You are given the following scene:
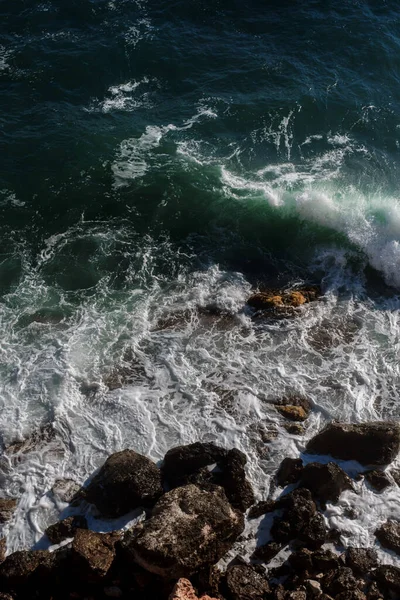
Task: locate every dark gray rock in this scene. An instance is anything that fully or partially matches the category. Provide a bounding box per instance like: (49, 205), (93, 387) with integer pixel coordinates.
(81, 449), (163, 518)
(374, 564), (400, 593)
(364, 470), (391, 492)
(324, 566), (359, 596)
(345, 547), (378, 574)
(276, 458), (303, 487)
(216, 449), (255, 512)
(162, 442), (227, 487)
(248, 500), (276, 520)
(45, 515), (88, 544)
(375, 519), (400, 554)
(124, 483), (244, 578)
(252, 541), (283, 563)
(225, 564), (271, 600)
(306, 422), (400, 466)
(300, 462), (353, 507)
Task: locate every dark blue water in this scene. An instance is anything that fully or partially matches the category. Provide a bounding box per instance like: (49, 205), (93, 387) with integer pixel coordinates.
(2, 0), (400, 554)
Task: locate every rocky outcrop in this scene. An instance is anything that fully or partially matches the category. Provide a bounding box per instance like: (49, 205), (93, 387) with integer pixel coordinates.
(124, 484), (244, 579)
(45, 515), (88, 544)
(306, 422), (400, 466)
(375, 519), (400, 554)
(81, 449), (163, 517)
(299, 462), (353, 507)
(162, 443), (254, 512)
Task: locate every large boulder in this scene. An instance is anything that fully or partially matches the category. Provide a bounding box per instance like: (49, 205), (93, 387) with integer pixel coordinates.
(299, 462), (353, 508)
(306, 422), (400, 466)
(162, 443), (254, 512)
(81, 449), (163, 518)
(70, 529), (119, 579)
(124, 484), (244, 578)
(276, 458), (303, 487)
(0, 550), (55, 592)
(375, 520), (400, 554)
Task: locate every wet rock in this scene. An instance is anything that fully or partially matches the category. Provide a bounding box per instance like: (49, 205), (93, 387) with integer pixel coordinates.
(225, 564), (271, 600)
(283, 423), (305, 436)
(46, 515), (88, 544)
(216, 449), (255, 512)
(375, 519), (400, 554)
(271, 488), (327, 548)
(0, 499), (17, 524)
(0, 549), (55, 590)
(364, 470), (391, 492)
(0, 539), (6, 564)
(124, 484), (244, 578)
(162, 442), (227, 488)
(51, 478), (80, 504)
(276, 405), (308, 422)
(81, 449), (163, 518)
(345, 547), (378, 574)
(374, 564), (400, 594)
(276, 458), (303, 487)
(247, 287), (320, 313)
(6, 423), (57, 455)
(390, 467), (400, 487)
(306, 422), (400, 466)
(299, 462), (353, 507)
(252, 541), (283, 563)
(324, 566), (359, 597)
(248, 500), (276, 519)
(304, 579), (322, 597)
(71, 529), (119, 579)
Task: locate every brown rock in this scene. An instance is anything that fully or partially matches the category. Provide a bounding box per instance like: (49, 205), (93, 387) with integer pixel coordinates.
(81, 449), (163, 518)
(390, 467), (400, 487)
(0, 539), (6, 564)
(306, 422), (400, 466)
(300, 462), (353, 507)
(216, 449), (255, 512)
(248, 501), (276, 519)
(252, 541), (283, 563)
(364, 470), (391, 492)
(374, 564), (400, 593)
(375, 519), (400, 554)
(0, 499), (17, 524)
(46, 515), (88, 544)
(366, 581), (385, 599)
(345, 547), (378, 574)
(335, 591), (366, 600)
(169, 578), (219, 600)
(0, 549), (55, 590)
(124, 484), (244, 578)
(276, 458), (303, 487)
(276, 405), (307, 422)
(71, 529), (118, 578)
(324, 567), (359, 596)
(283, 423), (305, 435)
(225, 564), (271, 600)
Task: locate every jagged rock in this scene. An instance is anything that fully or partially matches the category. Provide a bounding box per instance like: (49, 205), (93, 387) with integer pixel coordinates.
(276, 458), (303, 487)
(247, 287), (320, 313)
(163, 444), (254, 513)
(168, 578), (218, 600)
(162, 443), (227, 487)
(124, 484), (244, 578)
(276, 405), (308, 422)
(345, 547), (378, 574)
(46, 515), (88, 544)
(374, 565), (400, 593)
(306, 422), (400, 466)
(324, 567), (359, 596)
(364, 470), (391, 492)
(216, 449), (255, 512)
(0, 550), (55, 590)
(366, 581), (385, 599)
(375, 519), (400, 554)
(252, 541), (283, 563)
(225, 564), (271, 600)
(6, 423), (57, 455)
(81, 449), (163, 518)
(51, 478), (80, 504)
(299, 462), (353, 507)
(71, 529), (119, 579)
(0, 499), (17, 524)
(286, 592), (307, 600)
(271, 488), (327, 548)
(248, 500), (276, 519)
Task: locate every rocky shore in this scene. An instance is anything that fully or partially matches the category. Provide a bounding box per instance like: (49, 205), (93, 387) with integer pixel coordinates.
(0, 422), (400, 599)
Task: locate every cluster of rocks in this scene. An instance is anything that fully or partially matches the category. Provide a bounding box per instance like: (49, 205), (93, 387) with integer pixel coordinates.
(1, 421), (400, 599)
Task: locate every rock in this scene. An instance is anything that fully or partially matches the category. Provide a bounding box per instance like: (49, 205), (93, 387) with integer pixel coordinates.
(216, 449), (255, 512)
(0, 550), (55, 590)
(271, 488), (327, 548)
(276, 458), (303, 487)
(71, 529), (118, 579)
(299, 462), (353, 507)
(169, 578), (219, 600)
(163, 444), (254, 513)
(252, 541), (283, 563)
(375, 519), (400, 554)
(0, 539), (6, 564)
(345, 547), (378, 574)
(225, 564), (271, 600)
(124, 484), (244, 578)
(305, 579), (322, 597)
(162, 442), (227, 488)
(374, 565), (400, 593)
(364, 470), (391, 492)
(0, 499), (17, 524)
(276, 405), (308, 422)
(286, 592), (306, 600)
(104, 586), (123, 598)
(324, 567), (359, 596)
(390, 467), (400, 487)
(248, 501), (276, 519)
(81, 449), (163, 517)
(283, 423), (305, 435)
(247, 287), (320, 313)
(51, 479), (80, 504)
(46, 515), (88, 544)
(335, 591), (366, 600)
(305, 422), (400, 466)
(6, 423), (58, 455)
(366, 581), (385, 599)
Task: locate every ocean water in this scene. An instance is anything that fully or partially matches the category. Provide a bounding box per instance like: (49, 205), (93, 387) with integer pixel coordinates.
(1, 0), (400, 562)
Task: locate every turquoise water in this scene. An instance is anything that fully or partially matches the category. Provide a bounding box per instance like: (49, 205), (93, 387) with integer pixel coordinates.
(1, 0), (400, 556)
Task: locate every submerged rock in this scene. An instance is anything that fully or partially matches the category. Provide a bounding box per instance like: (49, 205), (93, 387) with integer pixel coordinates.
(46, 515), (88, 544)
(299, 462), (353, 507)
(306, 422), (400, 466)
(375, 520), (400, 554)
(0, 499), (17, 524)
(81, 449), (163, 518)
(124, 484), (244, 578)
(51, 478), (80, 504)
